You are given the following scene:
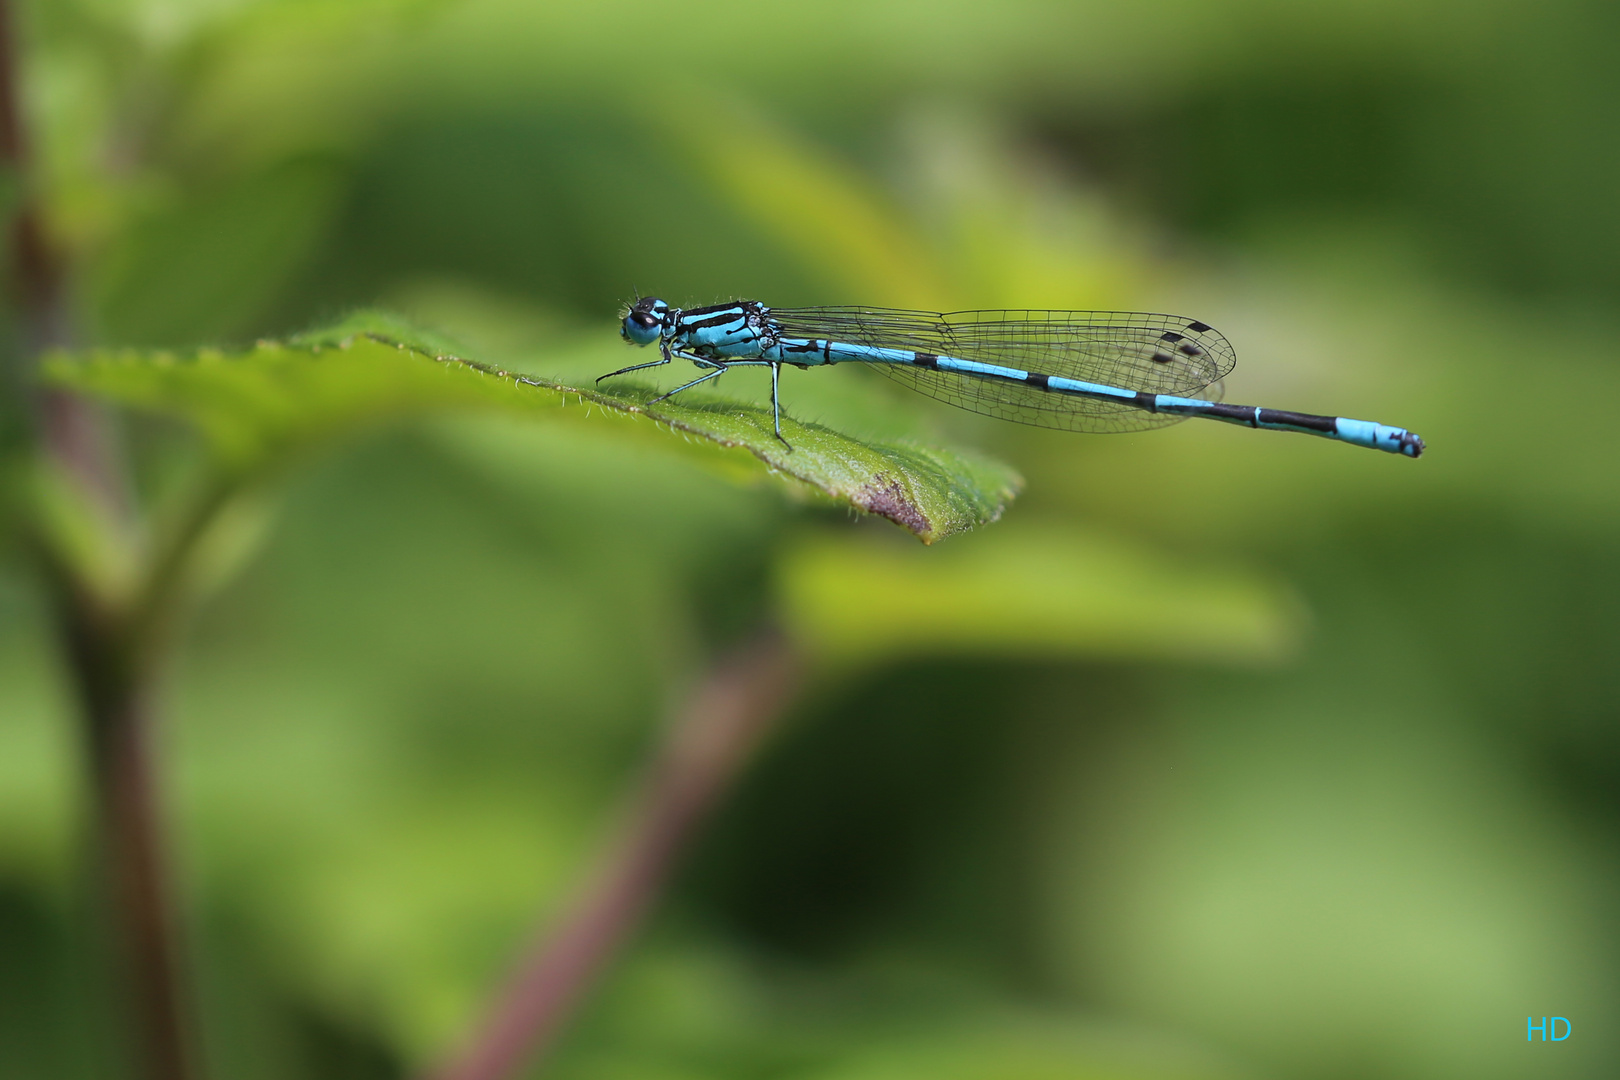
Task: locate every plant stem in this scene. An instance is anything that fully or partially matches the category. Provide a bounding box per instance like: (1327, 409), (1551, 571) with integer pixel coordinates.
(90, 696), (195, 1080)
(0, 4), (199, 1079)
(0, 0), (66, 358)
(36, 488), (206, 1080)
(428, 628), (804, 1080)
(56, 587), (196, 1080)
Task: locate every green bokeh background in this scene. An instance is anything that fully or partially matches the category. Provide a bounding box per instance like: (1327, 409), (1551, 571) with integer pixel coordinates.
(3, 1), (1618, 1078)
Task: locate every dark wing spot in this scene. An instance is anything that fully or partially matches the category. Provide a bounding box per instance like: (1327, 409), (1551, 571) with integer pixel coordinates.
(1159, 331), (1185, 343)
(1186, 320), (1213, 333)
(1151, 351), (1176, 364)
(1178, 341), (1205, 356)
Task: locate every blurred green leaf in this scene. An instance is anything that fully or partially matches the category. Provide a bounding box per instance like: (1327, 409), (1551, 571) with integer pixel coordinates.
(40, 311), (1021, 542)
(791, 1025), (1250, 1080)
(668, 99), (953, 308)
(778, 525), (1303, 667)
(90, 158), (346, 346)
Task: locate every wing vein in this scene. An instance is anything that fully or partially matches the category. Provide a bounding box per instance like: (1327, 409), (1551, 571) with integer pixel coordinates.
(769, 307), (1236, 434)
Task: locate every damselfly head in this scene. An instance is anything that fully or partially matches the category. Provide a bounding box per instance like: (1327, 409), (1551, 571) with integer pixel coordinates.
(621, 296), (669, 346)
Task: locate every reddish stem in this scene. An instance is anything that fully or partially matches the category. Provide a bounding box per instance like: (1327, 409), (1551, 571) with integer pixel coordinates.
(66, 613), (197, 1080)
(1, 3), (199, 1078)
(0, 0), (65, 354)
(429, 629), (803, 1080)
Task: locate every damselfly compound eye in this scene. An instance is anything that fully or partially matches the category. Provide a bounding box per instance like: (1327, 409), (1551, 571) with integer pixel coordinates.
(621, 297), (666, 345)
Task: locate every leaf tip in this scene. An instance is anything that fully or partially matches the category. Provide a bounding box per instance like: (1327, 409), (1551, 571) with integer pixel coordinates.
(853, 473), (934, 539)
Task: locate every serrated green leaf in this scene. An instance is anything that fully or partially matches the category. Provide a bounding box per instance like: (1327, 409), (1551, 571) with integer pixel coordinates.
(40, 311), (1021, 543)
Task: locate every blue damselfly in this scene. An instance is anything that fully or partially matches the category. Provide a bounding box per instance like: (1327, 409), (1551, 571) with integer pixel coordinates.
(603, 297), (1424, 457)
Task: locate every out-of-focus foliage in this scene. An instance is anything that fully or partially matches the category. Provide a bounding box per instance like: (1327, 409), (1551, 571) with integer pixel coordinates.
(3, 1), (1619, 1080)
(777, 527), (1301, 668)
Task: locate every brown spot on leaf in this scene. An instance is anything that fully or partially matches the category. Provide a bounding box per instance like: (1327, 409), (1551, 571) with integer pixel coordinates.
(854, 474), (932, 537)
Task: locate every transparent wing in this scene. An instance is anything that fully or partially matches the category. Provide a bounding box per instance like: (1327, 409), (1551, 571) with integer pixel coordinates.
(769, 307), (1236, 433)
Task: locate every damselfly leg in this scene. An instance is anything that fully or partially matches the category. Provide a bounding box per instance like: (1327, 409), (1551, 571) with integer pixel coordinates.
(595, 355), (672, 383)
(648, 360), (727, 404)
